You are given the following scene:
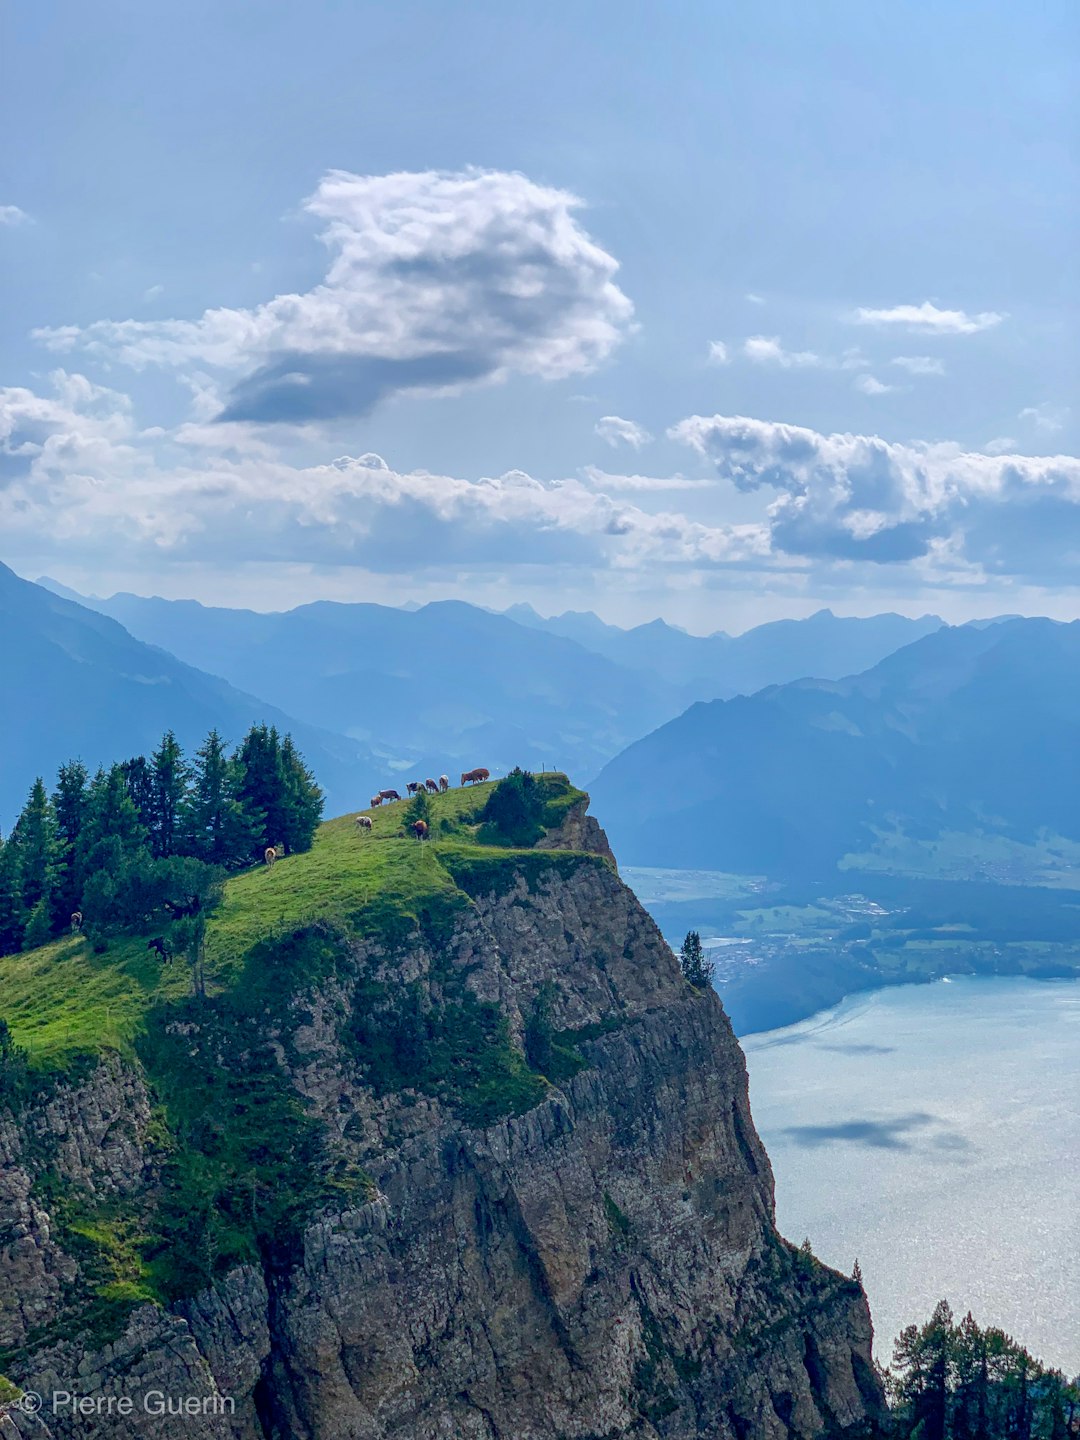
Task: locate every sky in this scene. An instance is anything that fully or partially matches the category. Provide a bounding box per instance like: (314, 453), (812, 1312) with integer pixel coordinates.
(2, 0), (1078, 633)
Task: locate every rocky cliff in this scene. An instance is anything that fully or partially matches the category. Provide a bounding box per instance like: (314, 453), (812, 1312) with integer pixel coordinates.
(0, 780), (883, 1439)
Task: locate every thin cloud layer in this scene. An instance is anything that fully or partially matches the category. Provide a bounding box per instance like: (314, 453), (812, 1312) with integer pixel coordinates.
(671, 412), (1080, 569)
(0, 205), (30, 226)
(853, 300), (1003, 334)
(34, 169), (636, 423)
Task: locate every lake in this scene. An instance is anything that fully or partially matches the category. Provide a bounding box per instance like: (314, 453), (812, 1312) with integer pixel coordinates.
(742, 977), (1080, 1375)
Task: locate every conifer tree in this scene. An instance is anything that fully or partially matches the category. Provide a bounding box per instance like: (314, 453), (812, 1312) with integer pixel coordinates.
(186, 730), (250, 865)
(13, 778), (55, 925)
(679, 930), (713, 989)
(0, 835), (24, 956)
(230, 724), (282, 857)
(279, 734), (323, 853)
(119, 754), (155, 835)
(22, 899), (53, 951)
(51, 761), (89, 929)
(150, 731), (187, 858)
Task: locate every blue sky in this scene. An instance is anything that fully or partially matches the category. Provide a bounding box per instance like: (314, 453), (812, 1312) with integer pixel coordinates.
(2, 0), (1077, 630)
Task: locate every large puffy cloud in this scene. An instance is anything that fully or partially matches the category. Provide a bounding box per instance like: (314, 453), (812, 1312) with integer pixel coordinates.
(671, 412), (1080, 569)
(34, 169), (635, 423)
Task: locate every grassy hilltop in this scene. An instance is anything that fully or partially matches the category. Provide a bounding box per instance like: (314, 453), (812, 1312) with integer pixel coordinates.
(0, 773), (589, 1071)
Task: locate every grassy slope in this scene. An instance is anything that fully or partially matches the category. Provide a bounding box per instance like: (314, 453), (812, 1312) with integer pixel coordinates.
(0, 776), (588, 1070)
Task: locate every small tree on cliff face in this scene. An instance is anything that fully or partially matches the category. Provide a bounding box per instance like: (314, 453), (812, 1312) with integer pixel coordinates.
(679, 930), (713, 989)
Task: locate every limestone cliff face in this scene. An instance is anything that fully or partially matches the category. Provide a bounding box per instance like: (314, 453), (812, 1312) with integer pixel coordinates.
(1, 830), (883, 1439)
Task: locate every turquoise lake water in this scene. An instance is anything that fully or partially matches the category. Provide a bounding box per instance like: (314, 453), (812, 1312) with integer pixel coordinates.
(742, 977), (1080, 1374)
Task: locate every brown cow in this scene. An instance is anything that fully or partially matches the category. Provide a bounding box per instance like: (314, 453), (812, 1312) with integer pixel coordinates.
(461, 767), (491, 785)
(438, 774), (449, 792)
(406, 781), (421, 796)
(147, 936), (171, 964)
(412, 820), (429, 841)
(379, 788), (402, 802)
(424, 778), (439, 793)
(264, 845), (279, 867)
(355, 815), (373, 832)
(70, 910), (83, 934)
(371, 794), (383, 808)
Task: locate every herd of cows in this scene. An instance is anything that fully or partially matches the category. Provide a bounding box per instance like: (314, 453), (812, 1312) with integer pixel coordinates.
(367, 766), (491, 810)
(349, 766), (494, 844)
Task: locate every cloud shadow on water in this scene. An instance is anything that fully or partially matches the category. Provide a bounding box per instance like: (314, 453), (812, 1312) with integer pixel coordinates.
(781, 1111), (972, 1156)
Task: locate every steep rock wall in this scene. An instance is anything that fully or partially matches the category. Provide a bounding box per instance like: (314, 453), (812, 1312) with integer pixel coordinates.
(1, 839), (882, 1439)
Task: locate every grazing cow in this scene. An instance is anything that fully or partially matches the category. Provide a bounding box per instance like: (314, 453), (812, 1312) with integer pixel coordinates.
(379, 788), (402, 803)
(406, 781), (421, 796)
(412, 820), (429, 841)
(264, 845), (279, 867)
(461, 767), (492, 786)
(147, 936), (171, 963)
(439, 774), (450, 792)
(355, 815), (373, 832)
(371, 794), (383, 808)
(425, 778), (439, 793)
(70, 910), (83, 934)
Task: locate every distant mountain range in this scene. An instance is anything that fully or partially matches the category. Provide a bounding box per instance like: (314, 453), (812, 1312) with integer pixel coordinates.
(591, 618), (1080, 877)
(36, 579), (945, 787)
(0, 564), (379, 826)
(503, 602), (943, 694)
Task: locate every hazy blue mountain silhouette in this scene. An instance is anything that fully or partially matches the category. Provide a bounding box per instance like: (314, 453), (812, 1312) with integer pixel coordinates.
(43, 590), (683, 784)
(0, 564), (379, 826)
(591, 618), (1080, 875)
(503, 602), (943, 693)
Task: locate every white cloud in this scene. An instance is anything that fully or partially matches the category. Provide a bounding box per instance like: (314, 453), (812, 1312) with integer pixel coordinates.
(853, 300), (1003, 334)
(33, 168), (636, 424)
(1019, 403), (1068, 434)
(743, 335), (824, 369)
(595, 415), (652, 450)
(745, 292), (765, 305)
(582, 466), (714, 492)
(891, 355), (946, 376)
(142, 283), (165, 302)
(983, 437), (1016, 455)
(854, 375), (897, 396)
(707, 340), (730, 364)
(0, 205), (30, 226)
(0, 373), (761, 578)
(670, 411), (1080, 571)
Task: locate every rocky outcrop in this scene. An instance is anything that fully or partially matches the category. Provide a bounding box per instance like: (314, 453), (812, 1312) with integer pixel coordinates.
(1, 822), (883, 1439)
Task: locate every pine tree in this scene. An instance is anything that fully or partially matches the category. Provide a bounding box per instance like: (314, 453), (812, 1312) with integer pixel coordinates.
(119, 754), (155, 834)
(22, 899), (53, 951)
(13, 778), (55, 930)
(186, 730), (251, 865)
(852, 1258), (863, 1286)
(230, 725), (282, 858)
(51, 760), (89, 929)
(0, 834), (24, 957)
(84, 765), (148, 863)
(149, 731), (187, 858)
(679, 930), (713, 989)
(278, 735), (323, 853)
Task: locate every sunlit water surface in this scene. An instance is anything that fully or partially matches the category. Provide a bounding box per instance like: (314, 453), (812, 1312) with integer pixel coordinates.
(742, 977), (1080, 1375)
